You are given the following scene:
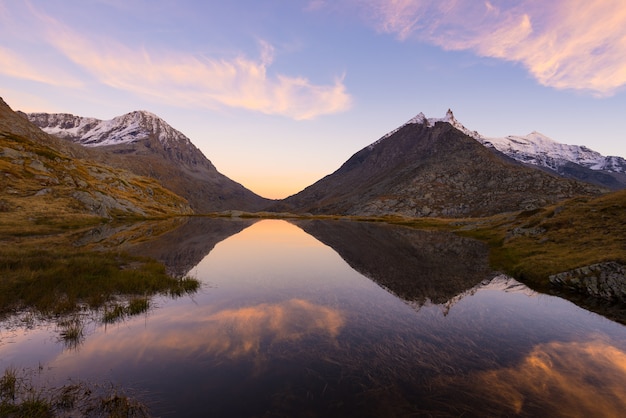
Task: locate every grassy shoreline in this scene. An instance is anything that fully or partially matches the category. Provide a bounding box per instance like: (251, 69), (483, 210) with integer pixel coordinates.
(205, 190), (626, 297)
(3, 188), (624, 313)
(0, 215), (201, 417)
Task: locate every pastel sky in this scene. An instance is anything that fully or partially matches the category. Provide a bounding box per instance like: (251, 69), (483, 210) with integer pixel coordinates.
(1, 0), (625, 199)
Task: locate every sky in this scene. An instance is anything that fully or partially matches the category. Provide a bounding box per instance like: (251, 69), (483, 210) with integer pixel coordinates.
(1, 0), (625, 199)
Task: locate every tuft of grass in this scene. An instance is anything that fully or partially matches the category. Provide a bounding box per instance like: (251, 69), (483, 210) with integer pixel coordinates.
(0, 367), (17, 403)
(0, 368), (151, 417)
(10, 394), (54, 418)
(57, 317), (85, 350)
(127, 297), (150, 316)
(98, 391), (150, 418)
(169, 276), (201, 298)
(0, 246), (200, 318)
(103, 304), (128, 324)
(103, 297), (151, 324)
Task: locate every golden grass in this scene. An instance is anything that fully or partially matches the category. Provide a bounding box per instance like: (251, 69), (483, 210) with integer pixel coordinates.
(0, 214), (199, 319)
(451, 190), (626, 288)
(1, 132), (191, 220)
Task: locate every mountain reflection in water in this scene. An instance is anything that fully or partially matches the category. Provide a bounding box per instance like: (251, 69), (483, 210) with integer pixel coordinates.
(76, 217), (258, 278)
(293, 219), (492, 306)
(2, 219), (626, 417)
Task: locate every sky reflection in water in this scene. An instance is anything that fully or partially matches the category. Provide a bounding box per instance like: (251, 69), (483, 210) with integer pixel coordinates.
(2, 219), (626, 417)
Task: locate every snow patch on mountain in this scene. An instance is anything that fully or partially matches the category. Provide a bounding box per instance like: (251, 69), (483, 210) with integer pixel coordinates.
(369, 109), (482, 150)
(374, 110), (626, 174)
(28, 110), (194, 149)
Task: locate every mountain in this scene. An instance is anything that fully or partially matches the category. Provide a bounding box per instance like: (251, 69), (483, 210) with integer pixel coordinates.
(478, 133), (626, 190)
(432, 112), (626, 190)
(27, 111), (272, 213)
(0, 97), (192, 219)
(276, 111), (605, 217)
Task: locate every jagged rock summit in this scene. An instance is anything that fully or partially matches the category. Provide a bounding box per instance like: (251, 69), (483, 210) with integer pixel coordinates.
(276, 111), (605, 217)
(28, 111), (272, 213)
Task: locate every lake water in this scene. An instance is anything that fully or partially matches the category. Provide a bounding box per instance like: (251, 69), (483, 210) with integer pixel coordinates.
(2, 218), (626, 417)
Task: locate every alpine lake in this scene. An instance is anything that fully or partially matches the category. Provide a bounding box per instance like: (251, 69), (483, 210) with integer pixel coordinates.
(2, 217), (626, 417)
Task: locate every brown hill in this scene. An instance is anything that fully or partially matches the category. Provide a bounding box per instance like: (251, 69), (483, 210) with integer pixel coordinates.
(27, 111), (272, 213)
(0, 97), (192, 220)
(277, 120), (605, 217)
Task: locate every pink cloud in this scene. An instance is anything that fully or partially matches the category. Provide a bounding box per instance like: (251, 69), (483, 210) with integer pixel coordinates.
(0, 47), (82, 88)
(1, 3), (352, 120)
(346, 0), (626, 96)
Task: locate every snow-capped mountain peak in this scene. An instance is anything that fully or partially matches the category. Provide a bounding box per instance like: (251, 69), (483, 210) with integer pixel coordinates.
(28, 110), (194, 149)
(372, 109), (482, 148)
(480, 132), (624, 173)
(370, 109), (626, 183)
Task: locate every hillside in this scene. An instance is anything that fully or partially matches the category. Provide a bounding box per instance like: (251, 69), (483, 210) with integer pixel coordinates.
(0, 97), (192, 222)
(460, 189), (626, 287)
(27, 111), (272, 213)
(277, 116), (605, 217)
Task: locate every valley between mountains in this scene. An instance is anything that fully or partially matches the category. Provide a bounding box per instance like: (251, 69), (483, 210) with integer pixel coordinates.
(1, 96), (625, 310)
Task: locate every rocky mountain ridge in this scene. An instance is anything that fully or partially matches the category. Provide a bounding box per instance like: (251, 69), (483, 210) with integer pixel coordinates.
(277, 117), (605, 217)
(430, 110), (626, 190)
(29, 110), (188, 148)
(27, 111), (272, 213)
(22, 105), (621, 218)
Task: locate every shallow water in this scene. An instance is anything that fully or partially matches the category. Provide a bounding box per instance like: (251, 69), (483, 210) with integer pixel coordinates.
(2, 218), (626, 417)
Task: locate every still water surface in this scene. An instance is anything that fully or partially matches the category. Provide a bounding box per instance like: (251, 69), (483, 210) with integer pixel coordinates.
(2, 218), (626, 417)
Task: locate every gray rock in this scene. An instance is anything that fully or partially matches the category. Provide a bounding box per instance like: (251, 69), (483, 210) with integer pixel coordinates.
(549, 262), (626, 301)
(72, 190), (145, 218)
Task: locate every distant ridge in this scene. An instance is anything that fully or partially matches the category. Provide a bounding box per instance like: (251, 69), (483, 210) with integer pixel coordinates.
(275, 112), (605, 217)
(435, 110), (626, 190)
(28, 111), (273, 213)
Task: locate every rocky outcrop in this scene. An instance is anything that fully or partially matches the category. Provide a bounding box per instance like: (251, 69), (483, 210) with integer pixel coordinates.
(549, 262), (626, 301)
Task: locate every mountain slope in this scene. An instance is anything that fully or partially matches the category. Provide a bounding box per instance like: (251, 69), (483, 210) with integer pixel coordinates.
(0, 97), (192, 219)
(27, 111), (272, 213)
(277, 114), (605, 217)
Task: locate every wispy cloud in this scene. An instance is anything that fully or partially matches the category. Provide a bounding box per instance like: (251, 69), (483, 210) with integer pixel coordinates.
(0, 46), (82, 88)
(339, 0), (626, 96)
(1, 3), (351, 119)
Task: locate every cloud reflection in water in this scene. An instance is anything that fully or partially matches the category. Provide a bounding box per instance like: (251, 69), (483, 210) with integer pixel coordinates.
(56, 298), (344, 368)
(192, 298), (344, 358)
(440, 339), (626, 417)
